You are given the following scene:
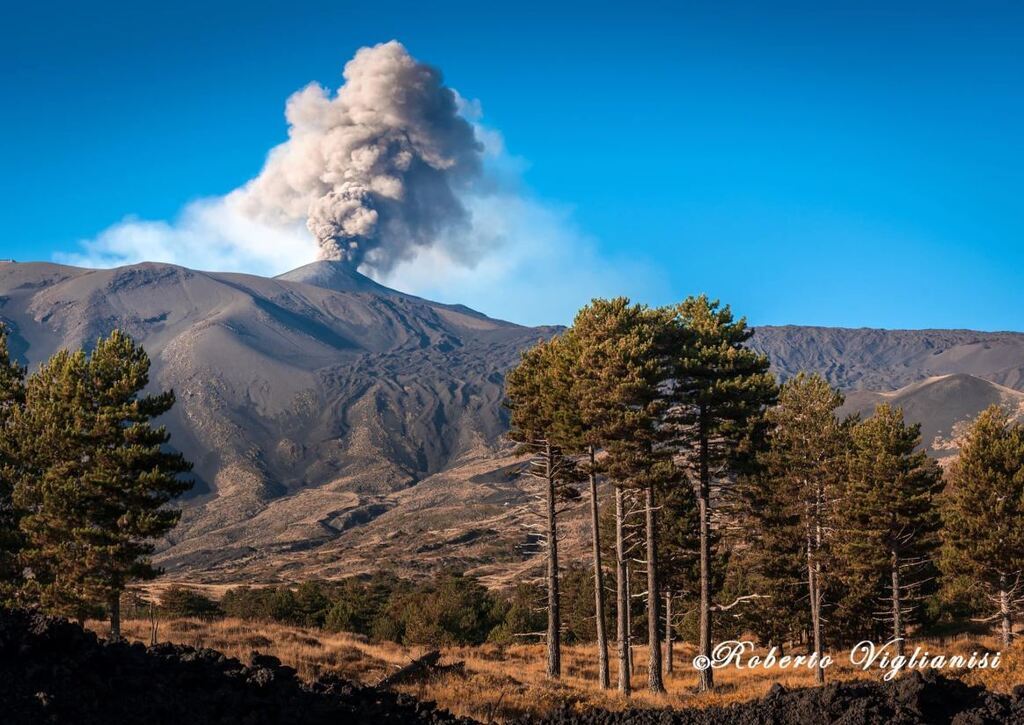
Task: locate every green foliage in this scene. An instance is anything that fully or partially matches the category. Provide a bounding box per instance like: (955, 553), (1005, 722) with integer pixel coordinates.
(940, 405), (1024, 626)
(0, 329), (26, 602)
(559, 563), (598, 643)
(11, 331), (192, 620)
(323, 577), (391, 633)
(398, 573), (498, 646)
(657, 476), (702, 604)
(566, 298), (668, 454)
(488, 582), (545, 645)
(159, 585), (221, 618)
(221, 572), (524, 647)
(834, 403), (942, 641)
(663, 294), (777, 476)
(506, 336), (574, 448)
(737, 374), (849, 646)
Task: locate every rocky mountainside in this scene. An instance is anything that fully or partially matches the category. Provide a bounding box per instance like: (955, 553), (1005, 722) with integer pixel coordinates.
(0, 260), (552, 581)
(1, 259), (1022, 582)
(750, 326), (1024, 458)
(841, 374), (1024, 461)
(750, 325), (1024, 391)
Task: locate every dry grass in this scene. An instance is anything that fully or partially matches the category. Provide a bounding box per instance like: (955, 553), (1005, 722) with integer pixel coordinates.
(89, 618), (1024, 722)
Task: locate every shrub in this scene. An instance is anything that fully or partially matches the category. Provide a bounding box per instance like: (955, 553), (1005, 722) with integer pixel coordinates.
(159, 586), (221, 618)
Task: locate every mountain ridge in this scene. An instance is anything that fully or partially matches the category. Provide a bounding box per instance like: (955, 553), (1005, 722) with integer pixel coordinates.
(1, 259), (1021, 582)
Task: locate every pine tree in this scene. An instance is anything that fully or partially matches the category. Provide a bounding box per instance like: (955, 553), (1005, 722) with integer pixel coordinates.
(662, 295), (777, 692)
(838, 403), (942, 656)
(941, 405), (1024, 647)
(565, 298), (666, 693)
(82, 331), (193, 637)
(747, 373), (849, 683)
(13, 331), (192, 631)
(13, 348), (99, 621)
(656, 475), (701, 674)
(506, 336), (580, 679)
(0, 328), (26, 601)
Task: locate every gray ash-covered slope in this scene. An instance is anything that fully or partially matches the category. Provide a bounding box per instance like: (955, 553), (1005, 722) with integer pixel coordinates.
(751, 326), (1024, 458)
(0, 260), (553, 581)
(3, 260), (1024, 582)
(751, 325), (1024, 392)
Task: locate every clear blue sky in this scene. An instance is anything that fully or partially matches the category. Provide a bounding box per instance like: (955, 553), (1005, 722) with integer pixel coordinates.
(2, 1), (1022, 329)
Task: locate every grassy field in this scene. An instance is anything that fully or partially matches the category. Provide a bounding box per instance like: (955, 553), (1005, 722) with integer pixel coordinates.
(90, 618), (1023, 722)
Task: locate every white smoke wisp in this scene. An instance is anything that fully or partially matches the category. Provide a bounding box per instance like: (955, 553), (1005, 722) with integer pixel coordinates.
(236, 40), (482, 272)
(61, 195), (317, 277)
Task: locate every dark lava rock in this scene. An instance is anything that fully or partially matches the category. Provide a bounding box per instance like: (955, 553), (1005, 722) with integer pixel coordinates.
(524, 670), (1024, 724)
(0, 608), (472, 724)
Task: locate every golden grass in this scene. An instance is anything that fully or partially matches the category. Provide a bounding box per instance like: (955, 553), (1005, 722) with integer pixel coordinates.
(89, 618), (1024, 723)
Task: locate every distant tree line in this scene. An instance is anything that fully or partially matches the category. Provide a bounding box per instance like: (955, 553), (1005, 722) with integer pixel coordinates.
(0, 328), (192, 638)
(504, 295), (1024, 695)
(145, 573), (575, 648)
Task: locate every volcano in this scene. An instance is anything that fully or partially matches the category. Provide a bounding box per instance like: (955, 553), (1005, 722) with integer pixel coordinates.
(1, 260), (1023, 582)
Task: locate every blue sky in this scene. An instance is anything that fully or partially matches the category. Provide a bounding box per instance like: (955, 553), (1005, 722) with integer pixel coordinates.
(2, 1), (1022, 329)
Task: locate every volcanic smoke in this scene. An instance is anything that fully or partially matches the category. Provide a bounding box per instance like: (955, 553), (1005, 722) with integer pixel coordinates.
(235, 40), (483, 273)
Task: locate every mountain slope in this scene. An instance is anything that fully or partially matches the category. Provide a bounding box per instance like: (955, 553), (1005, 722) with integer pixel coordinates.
(840, 374), (1024, 460)
(750, 325), (1024, 391)
(0, 260), (553, 580)
(3, 259), (1023, 582)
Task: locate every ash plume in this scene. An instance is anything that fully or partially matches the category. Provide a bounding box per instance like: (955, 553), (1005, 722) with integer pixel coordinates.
(65, 40), (634, 325)
(236, 40), (483, 272)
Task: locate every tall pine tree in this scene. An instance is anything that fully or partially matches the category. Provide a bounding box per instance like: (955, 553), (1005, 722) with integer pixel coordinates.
(13, 331), (192, 631)
(663, 295), (776, 692)
(83, 331), (193, 637)
(748, 373), (848, 683)
(506, 335), (580, 679)
(941, 405), (1024, 647)
(838, 404), (941, 656)
(566, 298), (667, 694)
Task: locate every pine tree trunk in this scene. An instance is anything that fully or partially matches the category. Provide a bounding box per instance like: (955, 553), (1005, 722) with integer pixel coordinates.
(109, 592), (121, 641)
(697, 409), (713, 692)
(625, 562), (634, 676)
(664, 591), (673, 674)
(1000, 574), (1012, 648)
(806, 528), (821, 683)
(544, 441), (561, 679)
(645, 485), (664, 693)
(891, 552), (905, 657)
(615, 485), (631, 695)
(806, 483), (824, 685)
(588, 445), (610, 689)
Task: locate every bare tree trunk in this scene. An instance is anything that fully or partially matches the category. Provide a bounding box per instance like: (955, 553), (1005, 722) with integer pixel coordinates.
(149, 602), (159, 646)
(697, 409), (713, 692)
(109, 592), (121, 642)
(625, 562), (634, 676)
(806, 481), (825, 685)
(644, 486), (664, 692)
(891, 552), (905, 657)
(664, 591), (674, 674)
(1000, 574), (1012, 648)
(615, 485), (631, 695)
(589, 445), (610, 689)
(544, 441), (561, 679)
(806, 531), (823, 685)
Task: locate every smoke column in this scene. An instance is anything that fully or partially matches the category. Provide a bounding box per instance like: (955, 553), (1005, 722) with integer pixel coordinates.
(235, 40), (483, 272)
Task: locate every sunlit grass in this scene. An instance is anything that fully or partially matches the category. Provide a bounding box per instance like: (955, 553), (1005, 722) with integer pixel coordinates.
(89, 618), (1023, 722)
